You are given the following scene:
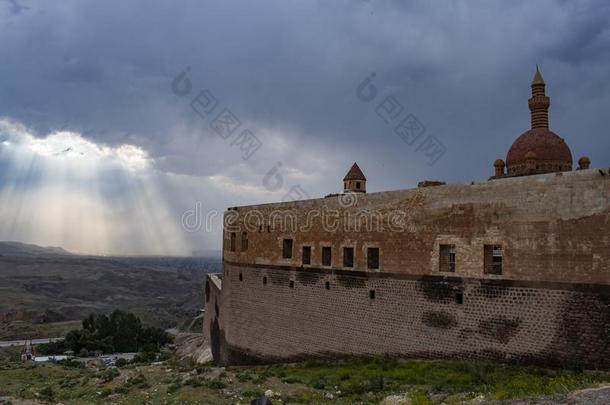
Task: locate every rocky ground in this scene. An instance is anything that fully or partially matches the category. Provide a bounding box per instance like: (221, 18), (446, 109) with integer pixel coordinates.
(173, 333), (213, 364)
(0, 254), (219, 338)
(0, 337), (608, 404)
(379, 385), (610, 404)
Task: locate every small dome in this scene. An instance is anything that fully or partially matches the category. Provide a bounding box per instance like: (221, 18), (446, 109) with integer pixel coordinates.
(577, 156), (591, 170)
(494, 159), (505, 167)
(506, 128), (573, 168)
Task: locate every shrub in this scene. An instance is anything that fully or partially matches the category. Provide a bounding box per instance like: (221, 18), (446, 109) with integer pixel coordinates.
(113, 385), (130, 394)
(99, 367), (120, 383)
(140, 343), (158, 353)
(38, 386), (54, 401)
(125, 373), (148, 388)
(311, 379), (326, 389)
(132, 351), (157, 364)
(242, 389), (264, 398)
(206, 378), (227, 389)
(339, 372), (351, 381)
(252, 369), (272, 384)
(184, 377), (204, 387)
(157, 351), (171, 362)
(59, 377), (79, 389)
(281, 391), (325, 403)
(37, 340), (68, 355)
(236, 372), (251, 382)
(408, 390), (432, 405)
(58, 358), (84, 368)
(363, 375), (385, 393)
(195, 364), (211, 374)
(115, 358), (128, 367)
(99, 388), (112, 397)
(167, 382), (182, 393)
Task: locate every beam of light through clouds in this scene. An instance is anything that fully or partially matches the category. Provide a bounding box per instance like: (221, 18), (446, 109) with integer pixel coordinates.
(1, 0), (610, 254)
(0, 119), (190, 255)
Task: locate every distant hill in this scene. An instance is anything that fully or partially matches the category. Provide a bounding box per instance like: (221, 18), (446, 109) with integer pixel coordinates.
(0, 244), (221, 338)
(0, 241), (71, 257)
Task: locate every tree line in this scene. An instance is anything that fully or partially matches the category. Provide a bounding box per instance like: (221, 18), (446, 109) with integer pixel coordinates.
(38, 310), (173, 355)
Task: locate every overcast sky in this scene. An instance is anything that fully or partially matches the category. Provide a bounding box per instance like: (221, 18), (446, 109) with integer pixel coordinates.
(1, 0), (609, 255)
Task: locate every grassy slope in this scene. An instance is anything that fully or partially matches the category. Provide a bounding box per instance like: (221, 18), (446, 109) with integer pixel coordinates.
(0, 351), (608, 404)
(0, 320), (82, 340)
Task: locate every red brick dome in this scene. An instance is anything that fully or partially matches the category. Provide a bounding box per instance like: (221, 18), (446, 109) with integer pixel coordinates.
(506, 128), (573, 168)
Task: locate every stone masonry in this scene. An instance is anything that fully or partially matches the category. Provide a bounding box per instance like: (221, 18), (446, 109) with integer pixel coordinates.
(204, 70), (609, 369)
(205, 169), (610, 368)
(207, 264), (608, 369)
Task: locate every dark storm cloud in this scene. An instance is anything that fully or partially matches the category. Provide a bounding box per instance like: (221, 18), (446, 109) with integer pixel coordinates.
(1, 0), (610, 253)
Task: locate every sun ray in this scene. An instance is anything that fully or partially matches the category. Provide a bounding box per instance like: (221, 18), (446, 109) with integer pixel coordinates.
(0, 119), (190, 255)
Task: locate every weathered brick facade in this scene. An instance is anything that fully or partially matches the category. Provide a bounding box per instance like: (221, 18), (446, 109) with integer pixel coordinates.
(224, 170), (610, 284)
(207, 264), (608, 369)
(205, 169), (610, 368)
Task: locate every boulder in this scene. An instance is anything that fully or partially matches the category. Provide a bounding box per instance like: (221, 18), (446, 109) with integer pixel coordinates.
(250, 396), (272, 405)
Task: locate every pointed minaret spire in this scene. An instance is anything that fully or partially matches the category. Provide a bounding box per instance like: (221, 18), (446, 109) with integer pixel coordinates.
(532, 64), (545, 85)
(528, 65), (550, 129)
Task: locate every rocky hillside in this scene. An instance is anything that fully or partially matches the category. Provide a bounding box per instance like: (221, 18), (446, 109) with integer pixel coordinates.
(0, 244), (220, 336)
(0, 241), (71, 257)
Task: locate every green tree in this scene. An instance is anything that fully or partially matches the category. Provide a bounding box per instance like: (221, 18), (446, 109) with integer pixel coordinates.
(109, 310), (142, 352)
(38, 309), (172, 355)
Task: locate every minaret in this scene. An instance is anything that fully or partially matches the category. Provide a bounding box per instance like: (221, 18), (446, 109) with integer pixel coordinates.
(528, 65), (550, 129)
(343, 162), (366, 193)
(494, 66), (575, 179)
